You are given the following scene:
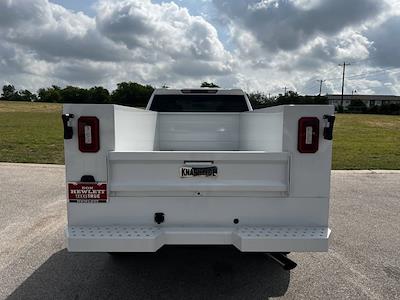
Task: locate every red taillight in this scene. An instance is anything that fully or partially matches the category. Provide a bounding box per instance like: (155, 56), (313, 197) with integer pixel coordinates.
(78, 116), (100, 152)
(298, 117), (319, 153)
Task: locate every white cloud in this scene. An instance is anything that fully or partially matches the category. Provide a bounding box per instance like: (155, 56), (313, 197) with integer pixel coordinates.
(0, 0), (128, 62)
(0, 0), (399, 96)
(213, 0), (384, 52)
(95, 0), (233, 73)
(0, 0), (233, 90)
(367, 16), (400, 68)
(211, 0), (400, 95)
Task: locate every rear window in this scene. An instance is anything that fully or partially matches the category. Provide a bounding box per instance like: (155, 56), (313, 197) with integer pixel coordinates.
(149, 94), (249, 112)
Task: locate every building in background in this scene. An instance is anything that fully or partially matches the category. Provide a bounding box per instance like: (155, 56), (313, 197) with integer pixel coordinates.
(327, 94), (400, 109)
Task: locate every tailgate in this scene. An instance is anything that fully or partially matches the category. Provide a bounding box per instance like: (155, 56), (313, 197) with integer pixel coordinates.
(108, 151), (290, 197)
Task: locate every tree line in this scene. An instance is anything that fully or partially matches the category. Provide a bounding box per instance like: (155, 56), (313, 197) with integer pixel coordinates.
(247, 90), (327, 109)
(344, 99), (400, 115)
(0, 81), (328, 109)
(1, 82), (154, 107)
(3, 81), (397, 114)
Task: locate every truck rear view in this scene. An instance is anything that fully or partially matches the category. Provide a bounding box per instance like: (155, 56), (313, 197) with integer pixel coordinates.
(62, 88), (335, 267)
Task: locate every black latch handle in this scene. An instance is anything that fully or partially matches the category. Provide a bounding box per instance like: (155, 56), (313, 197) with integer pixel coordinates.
(62, 114), (74, 139)
(323, 114), (335, 140)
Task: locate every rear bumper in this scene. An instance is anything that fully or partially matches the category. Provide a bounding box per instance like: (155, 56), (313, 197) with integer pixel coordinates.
(66, 225), (330, 252)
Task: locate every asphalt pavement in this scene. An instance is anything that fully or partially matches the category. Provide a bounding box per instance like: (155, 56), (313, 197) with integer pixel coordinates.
(0, 163), (399, 299)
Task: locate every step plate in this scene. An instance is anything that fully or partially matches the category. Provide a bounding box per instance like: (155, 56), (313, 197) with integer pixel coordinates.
(66, 225), (330, 252)
(234, 226), (330, 252)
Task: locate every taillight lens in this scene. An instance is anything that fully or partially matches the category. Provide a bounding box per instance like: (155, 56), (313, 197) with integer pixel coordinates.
(78, 116), (100, 152)
(298, 117), (319, 153)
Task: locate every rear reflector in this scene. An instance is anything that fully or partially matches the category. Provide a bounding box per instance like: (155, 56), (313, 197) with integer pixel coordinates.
(78, 116), (100, 152)
(298, 117), (319, 153)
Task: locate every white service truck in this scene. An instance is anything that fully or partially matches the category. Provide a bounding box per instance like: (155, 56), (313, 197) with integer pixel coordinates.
(62, 88), (335, 270)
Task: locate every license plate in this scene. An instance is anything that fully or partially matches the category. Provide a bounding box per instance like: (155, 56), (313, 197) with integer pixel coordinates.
(180, 166), (218, 178)
(68, 182), (107, 203)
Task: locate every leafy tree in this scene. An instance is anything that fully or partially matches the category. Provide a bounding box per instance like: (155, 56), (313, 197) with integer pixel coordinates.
(377, 104), (400, 115)
(19, 89), (37, 102)
(275, 91), (301, 104)
(200, 82), (220, 88)
(247, 91), (275, 109)
(1, 85), (22, 101)
(111, 82), (154, 107)
(88, 86), (110, 104)
(276, 91), (327, 105)
(37, 85), (110, 104)
(2, 85), (15, 99)
(246, 90), (328, 109)
(37, 86), (61, 103)
(347, 99), (367, 113)
(60, 86), (90, 103)
(0, 85), (38, 101)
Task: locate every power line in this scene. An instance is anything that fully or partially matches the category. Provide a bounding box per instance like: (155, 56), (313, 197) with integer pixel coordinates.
(300, 61), (400, 96)
(324, 65), (400, 81)
(346, 68), (400, 80)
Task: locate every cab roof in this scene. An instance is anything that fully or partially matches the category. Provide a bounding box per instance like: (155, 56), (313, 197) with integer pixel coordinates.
(153, 88), (246, 95)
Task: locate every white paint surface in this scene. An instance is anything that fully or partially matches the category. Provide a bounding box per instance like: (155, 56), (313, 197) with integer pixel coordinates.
(63, 102), (334, 252)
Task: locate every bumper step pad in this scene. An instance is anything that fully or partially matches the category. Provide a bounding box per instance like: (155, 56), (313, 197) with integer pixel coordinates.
(66, 225), (330, 252)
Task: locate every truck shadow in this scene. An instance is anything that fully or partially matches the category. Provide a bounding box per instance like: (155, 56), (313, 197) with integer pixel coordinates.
(8, 246), (290, 299)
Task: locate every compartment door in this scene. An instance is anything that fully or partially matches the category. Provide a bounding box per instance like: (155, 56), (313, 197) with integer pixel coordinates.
(108, 151), (290, 197)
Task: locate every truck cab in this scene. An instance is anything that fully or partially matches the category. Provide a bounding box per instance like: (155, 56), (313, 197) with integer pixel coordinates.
(147, 88), (252, 112)
(62, 88), (335, 265)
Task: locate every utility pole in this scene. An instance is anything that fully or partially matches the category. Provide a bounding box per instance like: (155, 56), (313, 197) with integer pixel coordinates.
(316, 79), (325, 96)
(283, 86), (287, 96)
(339, 62), (350, 107)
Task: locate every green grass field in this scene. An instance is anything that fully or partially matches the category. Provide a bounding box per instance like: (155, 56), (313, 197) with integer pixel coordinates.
(0, 101), (63, 164)
(332, 113), (400, 169)
(0, 101), (399, 169)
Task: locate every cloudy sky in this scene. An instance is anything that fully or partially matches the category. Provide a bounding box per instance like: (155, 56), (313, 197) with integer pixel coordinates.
(1, 0), (400, 95)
